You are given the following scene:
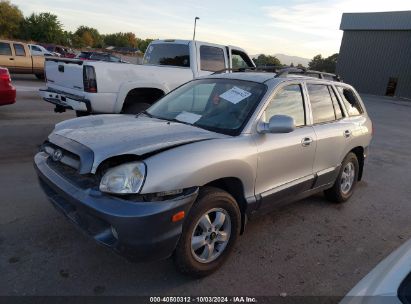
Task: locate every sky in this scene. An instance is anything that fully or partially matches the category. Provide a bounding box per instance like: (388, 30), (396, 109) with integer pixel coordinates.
(12, 0), (411, 59)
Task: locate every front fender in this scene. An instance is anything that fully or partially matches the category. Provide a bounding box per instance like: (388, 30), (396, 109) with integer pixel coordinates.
(114, 81), (170, 113)
(141, 136), (258, 200)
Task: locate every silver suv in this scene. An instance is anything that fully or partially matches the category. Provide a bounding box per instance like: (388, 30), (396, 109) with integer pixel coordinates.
(34, 70), (372, 276)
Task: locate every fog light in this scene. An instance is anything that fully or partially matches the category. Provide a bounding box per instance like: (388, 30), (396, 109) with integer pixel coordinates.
(111, 226), (118, 239)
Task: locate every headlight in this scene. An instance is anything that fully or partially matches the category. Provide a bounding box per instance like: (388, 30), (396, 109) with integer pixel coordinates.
(99, 162), (146, 194)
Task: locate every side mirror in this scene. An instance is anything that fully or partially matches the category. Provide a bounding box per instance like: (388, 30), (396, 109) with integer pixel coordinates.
(257, 115), (295, 134)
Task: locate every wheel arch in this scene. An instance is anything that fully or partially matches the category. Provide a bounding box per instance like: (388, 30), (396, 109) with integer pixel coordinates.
(203, 177), (248, 234)
(115, 82), (169, 113)
(350, 146), (365, 181)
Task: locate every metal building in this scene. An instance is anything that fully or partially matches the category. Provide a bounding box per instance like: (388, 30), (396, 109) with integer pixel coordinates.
(336, 11), (411, 98)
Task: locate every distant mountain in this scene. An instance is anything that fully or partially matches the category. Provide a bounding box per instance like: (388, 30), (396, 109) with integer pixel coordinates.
(252, 53), (311, 67)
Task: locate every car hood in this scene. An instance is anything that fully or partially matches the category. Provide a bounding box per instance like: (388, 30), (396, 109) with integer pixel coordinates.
(51, 114), (227, 173)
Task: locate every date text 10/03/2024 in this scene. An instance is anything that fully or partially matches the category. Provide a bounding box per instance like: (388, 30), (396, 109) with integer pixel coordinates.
(149, 297), (257, 303)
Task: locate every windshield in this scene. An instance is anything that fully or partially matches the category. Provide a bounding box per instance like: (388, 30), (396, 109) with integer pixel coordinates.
(143, 43), (190, 67)
(147, 79), (267, 136)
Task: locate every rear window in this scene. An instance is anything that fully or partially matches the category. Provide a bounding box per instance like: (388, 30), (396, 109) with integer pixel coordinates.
(200, 45), (225, 72)
(0, 42), (12, 55)
(337, 86), (363, 116)
(143, 43), (190, 67)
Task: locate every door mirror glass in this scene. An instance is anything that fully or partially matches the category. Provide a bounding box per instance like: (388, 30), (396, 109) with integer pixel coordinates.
(258, 115), (295, 134)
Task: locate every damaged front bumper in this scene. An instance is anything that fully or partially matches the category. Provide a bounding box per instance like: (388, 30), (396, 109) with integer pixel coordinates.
(34, 151), (198, 261)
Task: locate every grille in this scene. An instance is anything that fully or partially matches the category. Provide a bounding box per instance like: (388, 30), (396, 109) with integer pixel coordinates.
(47, 158), (99, 189)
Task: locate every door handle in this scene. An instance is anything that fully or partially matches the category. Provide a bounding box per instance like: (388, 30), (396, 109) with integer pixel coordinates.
(301, 137), (313, 147)
(344, 130), (352, 138)
(9, 58), (14, 60)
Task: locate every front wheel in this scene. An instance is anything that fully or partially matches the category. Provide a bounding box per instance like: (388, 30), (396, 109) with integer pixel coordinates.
(324, 152), (359, 203)
(173, 187), (241, 277)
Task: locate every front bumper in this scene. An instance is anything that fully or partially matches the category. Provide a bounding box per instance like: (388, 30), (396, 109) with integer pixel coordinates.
(39, 88), (91, 112)
(34, 152), (198, 261)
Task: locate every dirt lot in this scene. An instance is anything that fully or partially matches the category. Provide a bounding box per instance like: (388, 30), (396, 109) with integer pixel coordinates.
(1, 75), (411, 299)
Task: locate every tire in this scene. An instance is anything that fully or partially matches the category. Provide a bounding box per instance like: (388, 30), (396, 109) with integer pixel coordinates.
(122, 102), (151, 114)
(173, 187), (241, 277)
(324, 152), (359, 203)
(35, 73), (45, 80)
(75, 111), (89, 117)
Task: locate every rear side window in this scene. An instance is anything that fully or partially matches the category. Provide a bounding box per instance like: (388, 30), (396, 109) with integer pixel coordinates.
(0, 42), (12, 55)
(143, 43), (190, 67)
(337, 86), (363, 116)
(329, 86), (343, 119)
(307, 84), (337, 124)
(200, 45), (225, 72)
(264, 84), (306, 127)
(13, 44), (26, 56)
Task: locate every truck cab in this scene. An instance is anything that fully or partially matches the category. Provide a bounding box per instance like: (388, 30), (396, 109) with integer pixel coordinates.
(0, 40), (45, 79)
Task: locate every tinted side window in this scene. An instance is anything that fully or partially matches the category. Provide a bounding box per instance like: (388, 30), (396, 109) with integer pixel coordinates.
(307, 84), (336, 124)
(265, 84), (305, 127)
(337, 86), (363, 116)
(200, 45), (225, 72)
(14, 44), (26, 56)
(31, 46), (41, 52)
(0, 42), (12, 55)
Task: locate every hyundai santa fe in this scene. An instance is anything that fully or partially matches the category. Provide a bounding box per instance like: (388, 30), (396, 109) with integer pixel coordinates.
(34, 69), (372, 276)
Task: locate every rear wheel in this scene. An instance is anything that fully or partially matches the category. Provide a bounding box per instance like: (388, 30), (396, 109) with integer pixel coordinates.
(324, 152), (359, 203)
(173, 187), (241, 277)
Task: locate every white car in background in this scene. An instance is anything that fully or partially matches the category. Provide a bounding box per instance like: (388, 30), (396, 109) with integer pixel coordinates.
(341, 238), (411, 304)
(28, 44), (53, 57)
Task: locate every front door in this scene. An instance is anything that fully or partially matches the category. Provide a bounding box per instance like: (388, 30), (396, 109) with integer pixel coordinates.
(254, 83), (316, 212)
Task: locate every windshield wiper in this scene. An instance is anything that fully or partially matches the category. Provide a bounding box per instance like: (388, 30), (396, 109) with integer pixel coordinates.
(136, 110), (154, 118)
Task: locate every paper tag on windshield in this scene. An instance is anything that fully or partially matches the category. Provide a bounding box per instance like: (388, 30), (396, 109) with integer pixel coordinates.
(219, 86), (252, 104)
(175, 111), (202, 124)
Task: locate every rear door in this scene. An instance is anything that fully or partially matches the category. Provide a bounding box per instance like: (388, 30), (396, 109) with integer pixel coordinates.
(305, 82), (351, 186)
(11, 43), (32, 73)
(0, 42), (14, 71)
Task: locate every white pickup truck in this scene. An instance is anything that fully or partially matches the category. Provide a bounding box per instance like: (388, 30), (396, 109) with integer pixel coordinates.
(39, 39), (255, 116)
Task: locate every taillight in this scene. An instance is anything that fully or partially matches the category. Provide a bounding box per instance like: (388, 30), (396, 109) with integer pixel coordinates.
(0, 68), (11, 83)
(83, 65), (97, 93)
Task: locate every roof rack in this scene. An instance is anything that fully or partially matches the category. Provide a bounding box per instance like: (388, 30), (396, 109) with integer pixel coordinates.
(272, 66), (342, 82)
(211, 66), (342, 82)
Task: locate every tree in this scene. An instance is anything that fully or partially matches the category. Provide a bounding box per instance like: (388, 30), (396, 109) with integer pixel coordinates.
(137, 38), (154, 53)
(308, 53), (338, 73)
(75, 26), (103, 47)
(20, 12), (63, 43)
(81, 31), (93, 47)
(0, 0), (23, 39)
(253, 54), (281, 66)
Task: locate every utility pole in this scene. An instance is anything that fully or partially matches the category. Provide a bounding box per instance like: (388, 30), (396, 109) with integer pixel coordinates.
(193, 17), (200, 40)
